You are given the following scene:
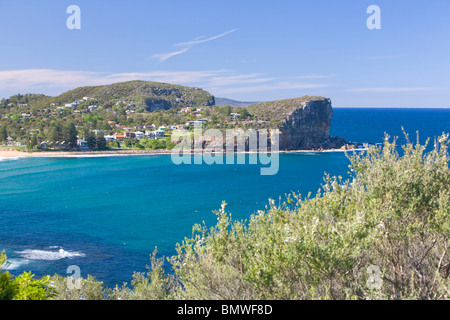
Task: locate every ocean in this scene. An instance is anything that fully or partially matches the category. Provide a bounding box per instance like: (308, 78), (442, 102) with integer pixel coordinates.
(1, 108), (449, 288)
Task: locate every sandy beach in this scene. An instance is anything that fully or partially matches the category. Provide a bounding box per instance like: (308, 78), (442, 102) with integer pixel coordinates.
(0, 148), (173, 158)
(0, 145), (360, 159)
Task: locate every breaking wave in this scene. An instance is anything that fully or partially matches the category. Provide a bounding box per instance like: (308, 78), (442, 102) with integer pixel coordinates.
(16, 247), (86, 261)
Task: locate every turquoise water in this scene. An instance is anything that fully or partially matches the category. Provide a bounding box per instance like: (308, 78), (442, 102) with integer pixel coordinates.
(1, 108), (449, 287)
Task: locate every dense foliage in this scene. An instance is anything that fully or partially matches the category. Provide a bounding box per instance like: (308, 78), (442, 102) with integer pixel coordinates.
(0, 87), (327, 152)
(0, 92), (252, 151)
(1, 133), (449, 300)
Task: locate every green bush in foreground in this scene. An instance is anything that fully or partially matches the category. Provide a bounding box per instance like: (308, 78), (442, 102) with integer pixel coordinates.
(1, 132), (449, 300)
(0, 251), (54, 300)
(170, 132), (449, 300)
(0, 251), (16, 300)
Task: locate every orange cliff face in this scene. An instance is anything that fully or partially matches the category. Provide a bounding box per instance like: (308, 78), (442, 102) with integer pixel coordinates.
(247, 97), (347, 151)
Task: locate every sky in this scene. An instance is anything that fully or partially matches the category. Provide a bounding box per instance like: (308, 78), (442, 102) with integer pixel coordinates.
(0, 0), (449, 107)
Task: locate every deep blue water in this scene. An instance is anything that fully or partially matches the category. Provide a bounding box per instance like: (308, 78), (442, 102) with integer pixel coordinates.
(1, 108), (449, 287)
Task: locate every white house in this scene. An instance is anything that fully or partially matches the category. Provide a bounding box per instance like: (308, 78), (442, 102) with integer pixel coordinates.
(154, 130), (165, 138)
(187, 119), (208, 127)
(145, 131), (156, 139)
(104, 135), (115, 143)
(77, 140), (89, 150)
(134, 131), (145, 139)
(176, 124), (188, 130)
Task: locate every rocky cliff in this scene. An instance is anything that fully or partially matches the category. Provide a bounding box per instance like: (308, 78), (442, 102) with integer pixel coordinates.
(246, 97), (347, 150)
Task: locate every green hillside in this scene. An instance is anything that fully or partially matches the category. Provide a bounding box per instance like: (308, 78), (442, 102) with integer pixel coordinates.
(2, 80), (215, 112)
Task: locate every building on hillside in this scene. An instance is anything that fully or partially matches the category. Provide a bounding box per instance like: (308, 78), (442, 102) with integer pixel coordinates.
(154, 130), (165, 138)
(187, 120), (207, 127)
(134, 131), (144, 140)
(176, 125), (188, 130)
(77, 140), (89, 150)
(114, 134), (125, 141)
(6, 136), (14, 147)
(104, 135), (115, 143)
(145, 131), (156, 139)
(180, 107), (192, 113)
(54, 141), (67, 149)
(124, 131), (135, 139)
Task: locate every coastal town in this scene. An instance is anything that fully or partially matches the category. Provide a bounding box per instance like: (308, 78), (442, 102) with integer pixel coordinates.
(0, 81), (350, 154)
(0, 93), (245, 152)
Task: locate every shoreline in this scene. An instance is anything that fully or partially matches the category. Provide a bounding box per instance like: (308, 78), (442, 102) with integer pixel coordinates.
(0, 144), (364, 159)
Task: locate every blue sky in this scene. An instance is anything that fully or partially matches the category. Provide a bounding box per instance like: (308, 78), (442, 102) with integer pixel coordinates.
(0, 0), (449, 107)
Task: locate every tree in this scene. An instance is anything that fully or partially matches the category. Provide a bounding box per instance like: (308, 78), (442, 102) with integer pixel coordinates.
(87, 132), (97, 150)
(0, 125), (7, 142)
(48, 123), (62, 143)
(63, 122), (78, 149)
(240, 108), (251, 119)
(0, 251), (16, 300)
(96, 135), (107, 150)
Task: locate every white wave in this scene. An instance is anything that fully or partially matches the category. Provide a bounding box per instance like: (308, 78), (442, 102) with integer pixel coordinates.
(17, 248), (86, 261)
(3, 258), (30, 270)
(41, 153), (171, 158)
(0, 157), (22, 161)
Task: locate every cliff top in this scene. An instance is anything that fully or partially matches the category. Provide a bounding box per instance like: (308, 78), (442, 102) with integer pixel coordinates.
(246, 96), (329, 123)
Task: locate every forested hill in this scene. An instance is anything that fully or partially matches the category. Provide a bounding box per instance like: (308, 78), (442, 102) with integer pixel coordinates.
(0, 80), (215, 112)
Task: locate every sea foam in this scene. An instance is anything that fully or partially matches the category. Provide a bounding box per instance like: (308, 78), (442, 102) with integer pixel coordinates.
(17, 248), (86, 261)
(3, 258), (31, 270)
(0, 157), (22, 161)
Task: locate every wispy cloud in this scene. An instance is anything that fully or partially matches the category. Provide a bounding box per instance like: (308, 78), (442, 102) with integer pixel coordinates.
(0, 69), (221, 95)
(151, 29), (238, 63)
(150, 47), (192, 64)
(362, 54), (407, 60)
(210, 82), (330, 95)
(347, 87), (434, 93)
(293, 74), (335, 80)
(0, 68), (332, 100)
(173, 29), (238, 47)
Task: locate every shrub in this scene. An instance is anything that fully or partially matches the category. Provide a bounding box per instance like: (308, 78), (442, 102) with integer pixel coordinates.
(2, 132), (449, 300)
(12, 272), (54, 300)
(50, 274), (106, 300)
(169, 132), (450, 300)
(0, 251), (16, 300)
